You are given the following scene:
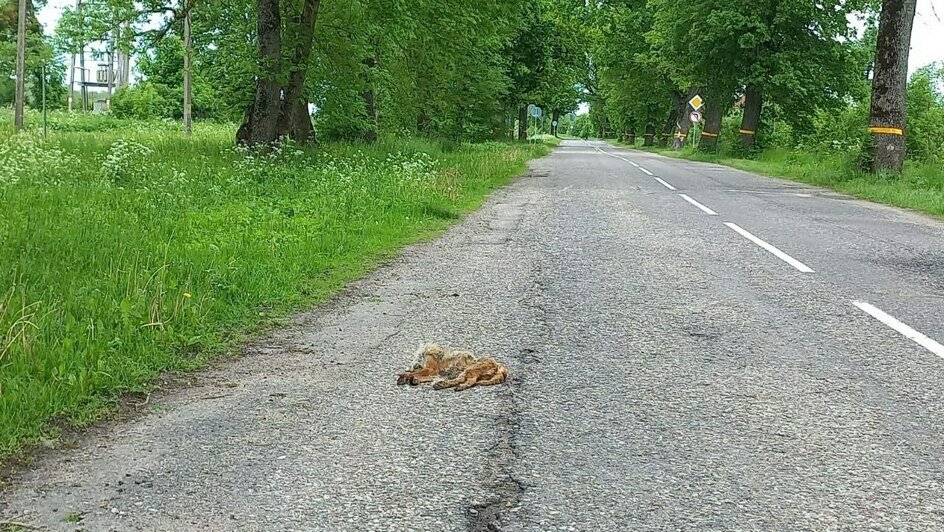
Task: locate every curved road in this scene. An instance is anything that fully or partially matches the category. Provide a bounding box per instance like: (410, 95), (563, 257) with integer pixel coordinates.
(4, 140), (944, 530)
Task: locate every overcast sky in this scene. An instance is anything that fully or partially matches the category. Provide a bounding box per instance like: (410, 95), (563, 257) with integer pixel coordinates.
(37, 0), (944, 74)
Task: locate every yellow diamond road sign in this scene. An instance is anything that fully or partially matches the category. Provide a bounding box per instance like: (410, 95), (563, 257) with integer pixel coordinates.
(689, 95), (704, 111)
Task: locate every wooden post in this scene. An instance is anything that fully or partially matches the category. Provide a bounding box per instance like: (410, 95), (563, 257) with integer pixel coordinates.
(68, 51), (76, 111)
(183, 0), (193, 135)
(78, 0), (87, 111)
(106, 40), (114, 111)
(14, 0), (27, 130)
(42, 63), (47, 139)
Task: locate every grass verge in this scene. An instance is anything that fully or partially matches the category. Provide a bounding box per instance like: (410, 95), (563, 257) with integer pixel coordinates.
(625, 142), (944, 218)
(0, 114), (552, 461)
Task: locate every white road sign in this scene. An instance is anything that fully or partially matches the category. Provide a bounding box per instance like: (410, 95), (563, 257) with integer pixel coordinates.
(688, 95), (704, 111)
(689, 111), (702, 123)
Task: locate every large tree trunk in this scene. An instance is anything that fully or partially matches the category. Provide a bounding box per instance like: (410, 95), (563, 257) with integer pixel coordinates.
(672, 88), (698, 150)
(739, 85), (762, 152)
(275, 0), (319, 143)
(518, 105), (528, 141)
(643, 123), (656, 146)
(237, 0), (283, 145)
(699, 100), (724, 152)
(867, 0), (917, 173)
(238, 0), (320, 146)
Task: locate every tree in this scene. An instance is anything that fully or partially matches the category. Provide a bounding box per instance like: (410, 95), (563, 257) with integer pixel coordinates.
(237, 0), (320, 146)
(866, 0), (917, 173)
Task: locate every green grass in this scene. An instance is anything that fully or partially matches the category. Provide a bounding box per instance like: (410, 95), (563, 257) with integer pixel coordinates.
(625, 141), (944, 218)
(0, 111), (551, 460)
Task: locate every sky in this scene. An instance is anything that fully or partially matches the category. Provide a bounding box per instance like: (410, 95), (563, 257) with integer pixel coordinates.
(37, 0), (944, 78)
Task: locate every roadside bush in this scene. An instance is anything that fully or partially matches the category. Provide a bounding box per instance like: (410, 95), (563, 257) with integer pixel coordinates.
(111, 83), (171, 120)
(906, 63), (944, 163)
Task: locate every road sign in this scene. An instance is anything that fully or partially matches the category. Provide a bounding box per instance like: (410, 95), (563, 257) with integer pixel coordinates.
(689, 111), (702, 123)
(552, 120), (558, 127)
(528, 104), (542, 118)
(688, 94), (704, 111)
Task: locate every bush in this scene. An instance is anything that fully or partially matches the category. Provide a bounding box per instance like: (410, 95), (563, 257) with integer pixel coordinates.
(111, 83), (170, 120)
(907, 63), (944, 163)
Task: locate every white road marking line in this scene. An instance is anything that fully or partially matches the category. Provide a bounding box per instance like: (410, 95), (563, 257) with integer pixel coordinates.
(853, 301), (944, 359)
(594, 147), (663, 181)
(724, 222), (814, 273)
(678, 194), (718, 216)
(654, 177), (677, 191)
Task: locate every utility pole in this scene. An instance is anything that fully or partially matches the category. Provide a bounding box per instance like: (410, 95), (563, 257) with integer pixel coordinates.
(183, 0), (193, 135)
(14, 0), (28, 130)
(106, 32), (114, 111)
(77, 0), (87, 112)
(68, 51), (76, 112)
(867, 0), (918, 173)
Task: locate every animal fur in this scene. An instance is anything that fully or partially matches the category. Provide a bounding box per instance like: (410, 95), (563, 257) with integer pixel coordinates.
(395, 343), (508, 391)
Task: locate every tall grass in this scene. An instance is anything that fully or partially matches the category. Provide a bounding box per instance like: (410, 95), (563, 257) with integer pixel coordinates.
(0, 113), (550, 459)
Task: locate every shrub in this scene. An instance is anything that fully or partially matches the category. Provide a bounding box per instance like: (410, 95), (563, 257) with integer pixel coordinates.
(111, 83), (170, 120)
(906, 63), (944, 163)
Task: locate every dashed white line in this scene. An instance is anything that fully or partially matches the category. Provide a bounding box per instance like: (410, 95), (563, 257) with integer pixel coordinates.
(678, 194), (718, 216)
(654, 178), (677, 191)
(724, 222), (814, 273)
(853, 301), (944, 359)
(593, 146), (653, 173)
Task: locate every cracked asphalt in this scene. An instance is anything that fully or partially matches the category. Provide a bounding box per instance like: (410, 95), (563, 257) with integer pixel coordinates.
(5, 140), (944, 531)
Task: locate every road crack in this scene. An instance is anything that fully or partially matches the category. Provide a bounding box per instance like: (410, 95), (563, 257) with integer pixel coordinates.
(468, 251), (551, 531)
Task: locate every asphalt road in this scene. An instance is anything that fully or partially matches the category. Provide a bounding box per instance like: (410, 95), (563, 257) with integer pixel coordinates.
(5, 140), (944, 531)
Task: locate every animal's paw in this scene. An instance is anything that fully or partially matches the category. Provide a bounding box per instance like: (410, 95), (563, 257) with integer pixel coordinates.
(396, 373), (411, 385)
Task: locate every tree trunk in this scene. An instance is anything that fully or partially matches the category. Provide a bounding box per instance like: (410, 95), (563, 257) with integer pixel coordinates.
(275, 0), (319, 143)
(672, 88), (698, 150)
(699, 100), (723, 151)
(518, 105), (528, 141)
(661, 97), (680, 147)
(238, 0), (320, 146)
(867, 0), (917, 173)
(643, 123), (656, 146)
(739, 85), (762, 151)
(237, 0), (282, 145)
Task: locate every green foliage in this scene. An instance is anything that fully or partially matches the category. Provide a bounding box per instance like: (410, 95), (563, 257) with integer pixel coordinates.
(1, 0), (62, 108)
(906, 63), (944, 163)
(111, 83), (170, 120)
(0, 113), (549, 459)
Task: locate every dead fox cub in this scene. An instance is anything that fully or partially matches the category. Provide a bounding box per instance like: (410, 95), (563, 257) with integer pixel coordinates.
(395, 343), (508, 391)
